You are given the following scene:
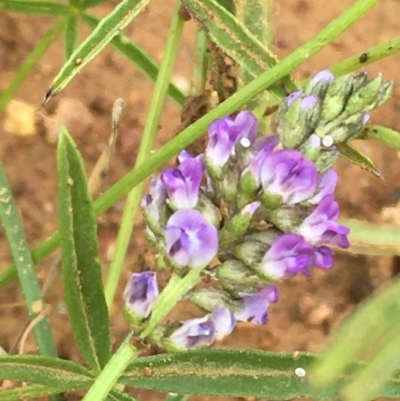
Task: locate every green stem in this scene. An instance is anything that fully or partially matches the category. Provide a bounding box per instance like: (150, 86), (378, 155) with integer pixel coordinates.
(329, 35), (400, 76)
(104, 1), (185, 308)
(0, 162), (61, 401)
(82, 334), (138, 401)
(0, 19), (64, 112)
(141, 266), (204, 338)
(0, 0), (381, 290)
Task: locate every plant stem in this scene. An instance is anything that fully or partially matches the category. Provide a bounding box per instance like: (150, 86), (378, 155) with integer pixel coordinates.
(104, 0), (185, 308)
(81, 334), (138, 401)
(0, 0), (381, 290)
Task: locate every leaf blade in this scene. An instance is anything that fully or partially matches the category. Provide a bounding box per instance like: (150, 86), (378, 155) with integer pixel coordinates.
(57, 128), (111, 371)
(63, 15), (79, 61)
(120, 349), (400, 399)
(0, 0), (70, 16)
(0, 355), (93, 388)
(46, 0), (151, 101)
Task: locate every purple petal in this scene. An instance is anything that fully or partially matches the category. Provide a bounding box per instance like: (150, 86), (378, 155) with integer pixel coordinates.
(261, 234), (313, 279)
(206, 111), (258, 168)
(313, 246), (334, 269)
(286, 90), (303, 106)
(300, 95), (319, 111)
(235, 285), (279, 325)
(311, 70), (335, 87)
(299, 195), (350, 248)
(309, 169), (338, 205)
(142, 177), (167, 222)
(161, 157), (203, 209)
(164, 210), (219, 268)
(260, 150), (319, 204)
(123, 272), (159, 319)
(169, 314), (216, 350)
(211, 306), (236, 340)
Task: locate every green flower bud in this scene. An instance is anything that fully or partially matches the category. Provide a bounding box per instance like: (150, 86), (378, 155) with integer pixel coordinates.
(216, 259), (268, 296)
(277, 92), (321, 148)
(319, 74), (353, 122)
(314, 147), (339, 173)
(189, 287), (240, 312)
(372, 80), (393, 109)
(219, 202), (260, 246)
(233, 240), (268, 269)
(267, 205), (310, 233)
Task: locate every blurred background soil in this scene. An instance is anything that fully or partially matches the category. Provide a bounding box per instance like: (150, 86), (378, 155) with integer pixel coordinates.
(1, 0), (400, 399)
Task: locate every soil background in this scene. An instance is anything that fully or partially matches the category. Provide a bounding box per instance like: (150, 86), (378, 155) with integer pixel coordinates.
(1, 0), (400, 400)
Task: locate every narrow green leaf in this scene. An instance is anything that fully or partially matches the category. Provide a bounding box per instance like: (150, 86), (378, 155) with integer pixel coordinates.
(0, 19), (64, 112)
(0, 0), (70, 15)
(0, 161), (57, 357)
(310, 276), (400, 393)
(109, 389), (139, 401)
(342, 219), (400, 256)
(329, 36), (400, 77)
(120, 349), (400, 399)
(0, 355), (93, 387)
(342, 323), (400, 401)
(45, 0), (151, 101)
(63, 16), (79, 61)
(337, 142), (382, 177)
(0, 384), (74, 401)
(360, 125), (400, 151)
(182, 0), (298, 99)
(57, 128), (111, 371)
(81, 13), (185, 107)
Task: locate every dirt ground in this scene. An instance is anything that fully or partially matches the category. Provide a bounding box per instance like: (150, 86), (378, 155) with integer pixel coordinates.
(1, 0), (400, 400)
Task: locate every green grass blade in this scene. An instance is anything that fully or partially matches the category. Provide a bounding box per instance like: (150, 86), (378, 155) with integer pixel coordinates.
(0, 384), (76, 401)
(63, 16), (79, 61)
(310, 276), (400, 399)
(0, 19), (64, 113)
(182, 0), (298, 99)
(0, 0), (70, 15)
(109, 389), (139, 401)
(329, 36), (400, 76)
(0, 355), (93, 387)
(57, 128), (111, 371)
(164, 394), (188, 401)
(361, 125), (400, 150)
(45, 0), (151, 101)
(0, 161), (57, 358)
(341, 219), (400, 256)
(81, 13), (185, 106)
(120, 349), (400, 399)
(0, 0), (382, 290)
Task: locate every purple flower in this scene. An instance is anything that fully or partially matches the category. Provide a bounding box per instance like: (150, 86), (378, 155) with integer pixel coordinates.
(206, 111), (258, 169)
(235, 285), (278, 325)
(161, 156), (203, 209)
(299, 195), (350, 248)
(286, 90), (303, 106)
(300, 95), (319, 111)
(211, 306), (236, 340)
(258, 149), (319, 205)
(123, 272), (159, 319)
(168, 306), (235, 350)
(311, 70), (335, 87)
(164, 210), (218, 268)
(260, 234), (314, 279)
(142, 177), (167, 223)
(309, 169), (338, 205)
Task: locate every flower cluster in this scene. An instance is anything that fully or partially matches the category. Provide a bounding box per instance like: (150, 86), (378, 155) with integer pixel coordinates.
(123, 70), (392, 351)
